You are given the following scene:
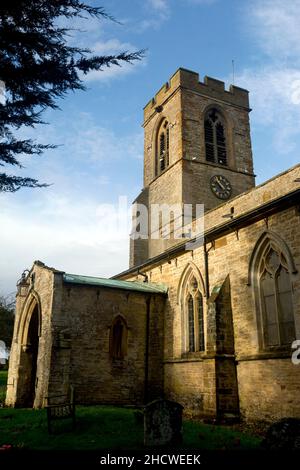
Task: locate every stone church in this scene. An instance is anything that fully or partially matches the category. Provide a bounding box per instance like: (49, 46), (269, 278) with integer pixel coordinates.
(6, 68), (300, 423)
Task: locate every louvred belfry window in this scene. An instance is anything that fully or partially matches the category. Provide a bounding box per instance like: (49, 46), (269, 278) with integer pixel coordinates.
(156, 119), (169, 175)
(204, 109), (227, 165)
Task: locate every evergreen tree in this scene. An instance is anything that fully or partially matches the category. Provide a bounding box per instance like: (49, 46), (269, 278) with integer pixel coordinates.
(0, 295), (14, 349)
(0, 1), (144, 192)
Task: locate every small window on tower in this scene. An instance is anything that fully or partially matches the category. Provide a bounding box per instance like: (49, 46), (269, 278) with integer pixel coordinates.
(204, 109), (227, 166)
(156, 119), (169, 176)
(159, 133), (166, 171)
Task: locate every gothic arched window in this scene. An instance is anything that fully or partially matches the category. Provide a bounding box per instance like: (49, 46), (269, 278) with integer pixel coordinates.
(156, 119), (169, 175)
(204, 109), (227, 165)
(259, 247), (295, 348)
(109, 316), (128, 360)
(188, 295), (195, 352)
(184, 275), (205, 353)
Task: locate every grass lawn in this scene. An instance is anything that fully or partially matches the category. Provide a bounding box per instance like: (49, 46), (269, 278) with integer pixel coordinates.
(0, 370), (262, 451)
(0, 407), (262, 451)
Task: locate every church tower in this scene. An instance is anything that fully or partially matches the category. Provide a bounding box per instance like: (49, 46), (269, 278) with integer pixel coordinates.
(130, 68), (255, 267)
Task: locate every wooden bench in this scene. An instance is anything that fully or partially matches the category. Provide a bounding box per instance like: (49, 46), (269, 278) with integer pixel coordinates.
(45, 386), (75, 434)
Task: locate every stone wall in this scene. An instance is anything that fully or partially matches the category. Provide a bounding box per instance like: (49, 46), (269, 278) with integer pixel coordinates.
(49, 281), (165, 405)
(237, 359), (300, 422)
(6, 262), (55, 407)
(130, 187), (149, 267)
(130, 67), (256, 265)
(181, 81), (255, 213)
(203, 163), (300, 234)
(6, 265), (166, 409)
(143, 83), (183, 188)
(119, 177), (300, 421)
(164, 359), (216, 418)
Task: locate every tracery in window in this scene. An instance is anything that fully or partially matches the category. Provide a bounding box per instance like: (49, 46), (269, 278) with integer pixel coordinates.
(184, 274), (205, 353)
(259, 246), (295, 348)
(204, 109), (227, 165)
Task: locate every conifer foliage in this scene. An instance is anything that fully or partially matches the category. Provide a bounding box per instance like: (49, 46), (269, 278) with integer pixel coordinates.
(0, 1), (144, 192)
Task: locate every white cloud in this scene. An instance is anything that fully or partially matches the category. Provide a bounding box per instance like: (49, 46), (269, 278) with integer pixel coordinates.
(148, 0), (169, 11)
(72, 117), (143, 166)
(236, 1), (300, 156)
(57, 13), (146, 82)
(186, 0), (216, 3)
(134, 0), (216, 32)
(92, 39), (135, 55)
(16, 112), (143, 175)
(149, 0), (215, 8)
(61, 113), (143, 163)
(0, 112), (143, 295)
(249, 0), (300, 61)
(83, 39), (146, 82)
(84, 59), (145, 82)
(0, 193), (131, 295)
(135, 1), (170, 32)
(56, 12), (107, 49)
(235, 67), (300, 154)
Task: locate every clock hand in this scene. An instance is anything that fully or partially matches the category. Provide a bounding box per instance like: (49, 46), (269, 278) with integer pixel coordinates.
(216, 176), (226, 191)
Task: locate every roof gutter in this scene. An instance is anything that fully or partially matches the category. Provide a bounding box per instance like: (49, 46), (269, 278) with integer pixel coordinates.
(113, 188), (300, 279)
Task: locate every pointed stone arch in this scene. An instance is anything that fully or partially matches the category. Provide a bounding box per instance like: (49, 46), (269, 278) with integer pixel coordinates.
(248, 230), (297, 350)
(248, 230), (297, 286)
(177, 262), (206, 354)
(109, 314), (128, 360)
(151, 115), (168, 148)
(13, 290), (42, 407)
(152, 115), (170, 176)
(177, 261), (206, 305)
(17, 290), (42, 348)
(201, 103), (234, 168)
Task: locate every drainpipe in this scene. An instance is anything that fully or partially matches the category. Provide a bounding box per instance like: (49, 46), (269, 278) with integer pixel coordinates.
(204, 239), (219, 421)
(144, 296), (151, 405)
(204, 239), (212, 298)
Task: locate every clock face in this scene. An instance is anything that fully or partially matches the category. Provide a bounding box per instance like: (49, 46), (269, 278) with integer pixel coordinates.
(210, 175), (232, 200)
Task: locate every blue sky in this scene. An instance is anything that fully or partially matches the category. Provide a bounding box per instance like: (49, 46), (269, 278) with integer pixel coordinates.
(1, 0), (300, 295)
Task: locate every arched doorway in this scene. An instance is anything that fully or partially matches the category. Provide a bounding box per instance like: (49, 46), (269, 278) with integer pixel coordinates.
(24, 304), (39, 407)
(17, 295), (41, 407)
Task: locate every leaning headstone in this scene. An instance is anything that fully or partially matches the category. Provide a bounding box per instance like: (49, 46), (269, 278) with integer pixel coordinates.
(263, 418), (300, 450)
(144, 398), (183, 447)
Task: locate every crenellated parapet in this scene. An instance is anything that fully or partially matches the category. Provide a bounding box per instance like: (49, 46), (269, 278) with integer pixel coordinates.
(143, 68), (249, 123)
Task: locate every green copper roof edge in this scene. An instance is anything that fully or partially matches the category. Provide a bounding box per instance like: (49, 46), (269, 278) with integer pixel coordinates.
(63, 273), (168, 295)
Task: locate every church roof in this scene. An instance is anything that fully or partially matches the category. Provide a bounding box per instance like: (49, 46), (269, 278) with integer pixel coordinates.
(63, 273), (168, 295)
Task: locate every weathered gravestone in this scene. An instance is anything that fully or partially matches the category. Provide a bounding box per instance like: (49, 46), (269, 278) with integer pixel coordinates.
(144, 398), (183, 447)
(263, 418), (300, 450)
